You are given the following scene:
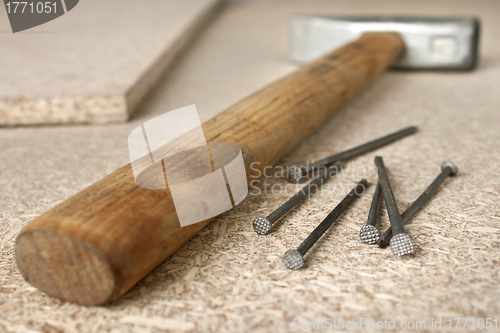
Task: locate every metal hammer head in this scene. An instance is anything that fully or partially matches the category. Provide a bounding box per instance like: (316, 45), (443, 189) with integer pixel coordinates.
(290, 15), (480, 70)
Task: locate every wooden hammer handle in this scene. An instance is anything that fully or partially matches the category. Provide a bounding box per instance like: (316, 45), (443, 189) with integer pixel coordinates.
(15, 33), (404, 305)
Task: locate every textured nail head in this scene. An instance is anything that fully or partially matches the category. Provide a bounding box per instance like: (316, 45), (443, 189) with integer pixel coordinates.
(287, 165), (305, 183)
(360, 225), (381, 244)
(253, 217), (272, 235)
(390, 233), (416, 256)
(441, 161), (459, 176)
(283, 249), (304, 270)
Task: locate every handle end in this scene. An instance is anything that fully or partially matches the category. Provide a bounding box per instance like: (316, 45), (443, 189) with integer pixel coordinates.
(16, 229), (119, 305)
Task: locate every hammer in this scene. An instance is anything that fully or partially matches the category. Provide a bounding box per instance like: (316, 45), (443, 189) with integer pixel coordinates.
(15, 16), (479, 305)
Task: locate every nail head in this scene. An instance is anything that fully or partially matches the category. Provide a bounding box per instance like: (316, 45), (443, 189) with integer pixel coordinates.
(287, 165), (305, 183)
(360, 224), (381, 244)
(253, 217), (272, 235)
(390, 233), (416, 256)
(283, 249), (304, 270)
(441, 161), (458, 176)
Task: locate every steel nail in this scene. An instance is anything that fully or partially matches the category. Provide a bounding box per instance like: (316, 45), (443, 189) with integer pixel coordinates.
(287, 126), (418, 183)
(253, 161), (342, 235)
(375, 156), (416, 257)
(283, 179), (368, 270)
(377, 161), (459, 248)
(360, 181), (382, 244)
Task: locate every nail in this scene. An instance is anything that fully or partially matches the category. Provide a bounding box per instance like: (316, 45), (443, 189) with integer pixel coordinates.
(375, 156), (415, 257)
(282, 179), (368, 270)
(377, 161), (459, 248)
(287, 126), (418, 183)
(360, 181), (382, 244)
(253, 161), (342, 235)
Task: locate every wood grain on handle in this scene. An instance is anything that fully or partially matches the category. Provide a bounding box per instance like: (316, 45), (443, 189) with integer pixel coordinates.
(15, 33), (404, 305)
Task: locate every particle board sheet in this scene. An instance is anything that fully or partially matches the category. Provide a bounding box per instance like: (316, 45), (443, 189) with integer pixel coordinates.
(1, 0), (500, 332)
(0, 0), (224, 126)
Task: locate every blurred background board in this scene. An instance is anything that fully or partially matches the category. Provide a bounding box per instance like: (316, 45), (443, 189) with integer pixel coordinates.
(0, 0), (224, 126)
